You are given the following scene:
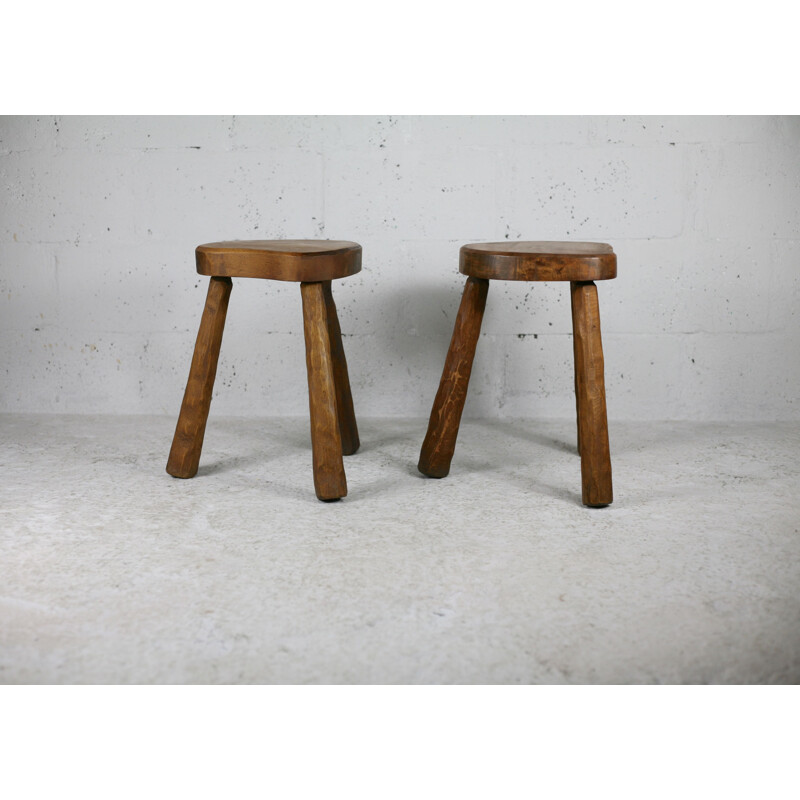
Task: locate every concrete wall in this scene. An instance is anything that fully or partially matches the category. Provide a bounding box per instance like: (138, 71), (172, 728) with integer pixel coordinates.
(1, 115), (798, 420)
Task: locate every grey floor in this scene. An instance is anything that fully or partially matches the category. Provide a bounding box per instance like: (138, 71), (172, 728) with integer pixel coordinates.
(1, 413), (798, 684)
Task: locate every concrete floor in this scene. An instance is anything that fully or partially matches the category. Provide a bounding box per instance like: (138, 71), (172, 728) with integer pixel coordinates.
(1, 413), (798, 684)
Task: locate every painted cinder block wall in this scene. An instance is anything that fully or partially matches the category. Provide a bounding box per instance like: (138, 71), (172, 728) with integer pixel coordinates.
(1, 115), (798, 420)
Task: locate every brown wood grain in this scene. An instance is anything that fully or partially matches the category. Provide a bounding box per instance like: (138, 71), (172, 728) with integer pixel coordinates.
(418, 277), (489, 478)
(460, 241), (616, 282)
(571, 281), (613, 506)
(322, 281), (360, 456)
(197, 240), (362, 282)
(166, 276), (232, 478)
(301, 281), (347, 500)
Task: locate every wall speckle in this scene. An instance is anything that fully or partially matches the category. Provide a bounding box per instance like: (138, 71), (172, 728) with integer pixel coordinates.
(1, 116), (798, 420)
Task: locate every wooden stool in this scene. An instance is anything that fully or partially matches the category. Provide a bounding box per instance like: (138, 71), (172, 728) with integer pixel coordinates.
(418, 242), (616, 507)
(167, 240), (362, 501)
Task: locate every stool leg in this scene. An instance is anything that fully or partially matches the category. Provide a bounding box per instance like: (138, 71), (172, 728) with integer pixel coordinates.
(570, 281), (613, 507)
(322, 281), (360, 456)
(418, 276), (489, 478)
(166, 276), (233, 478)
(301, 281), (347, 501)
(570, 281), (582, 458)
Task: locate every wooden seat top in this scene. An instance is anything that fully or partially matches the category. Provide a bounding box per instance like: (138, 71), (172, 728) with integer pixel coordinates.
(460, 241), (616, 282)
(196, 239), (362, 282)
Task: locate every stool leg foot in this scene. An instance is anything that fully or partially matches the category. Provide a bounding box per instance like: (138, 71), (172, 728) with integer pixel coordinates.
(571, 281), (613, 507)
(322, 281), (360, 456)
(166, 276), (232, 479)
(301, 282), (347, 501)
(418, 277), (489, 478)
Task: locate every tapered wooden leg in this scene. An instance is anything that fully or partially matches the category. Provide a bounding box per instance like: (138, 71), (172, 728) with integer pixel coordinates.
(418, 277), (489, 478)
(167, 276), (233, 478)
(571, 281), (613, 507)
(301, 282), (347, 501)
(321, 281), (360, 456)
(570, 281), (582, 457)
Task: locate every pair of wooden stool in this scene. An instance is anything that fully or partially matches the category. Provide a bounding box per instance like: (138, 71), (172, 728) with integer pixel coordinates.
(167, 239), (615, 506)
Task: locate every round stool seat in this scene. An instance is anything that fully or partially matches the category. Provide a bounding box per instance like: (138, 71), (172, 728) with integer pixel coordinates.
(460, 241), (616, 282)
(196, 240), (362, 282)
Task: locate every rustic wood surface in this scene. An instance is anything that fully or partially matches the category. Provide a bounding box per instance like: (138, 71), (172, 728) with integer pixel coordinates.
(196, 240), (362, 282)
(322, 281), (360, 456)
(166, 276), (232, 479)
(418, 277), (489, 478)
(571, 281), (613, 506)
(460, 241), (616, 282)
(301, 281), (348, 500)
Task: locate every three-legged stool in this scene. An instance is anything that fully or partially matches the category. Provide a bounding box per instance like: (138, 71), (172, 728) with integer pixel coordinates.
(418, 241), (616, 507)
(167, 240), (361, 501)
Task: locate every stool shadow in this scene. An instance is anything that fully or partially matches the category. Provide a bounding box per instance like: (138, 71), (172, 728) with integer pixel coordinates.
(195, 453), (267, 477)
(477, 419), (578, 455)
(355, 431), (416, 455)
(192, 418), (309, 477)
